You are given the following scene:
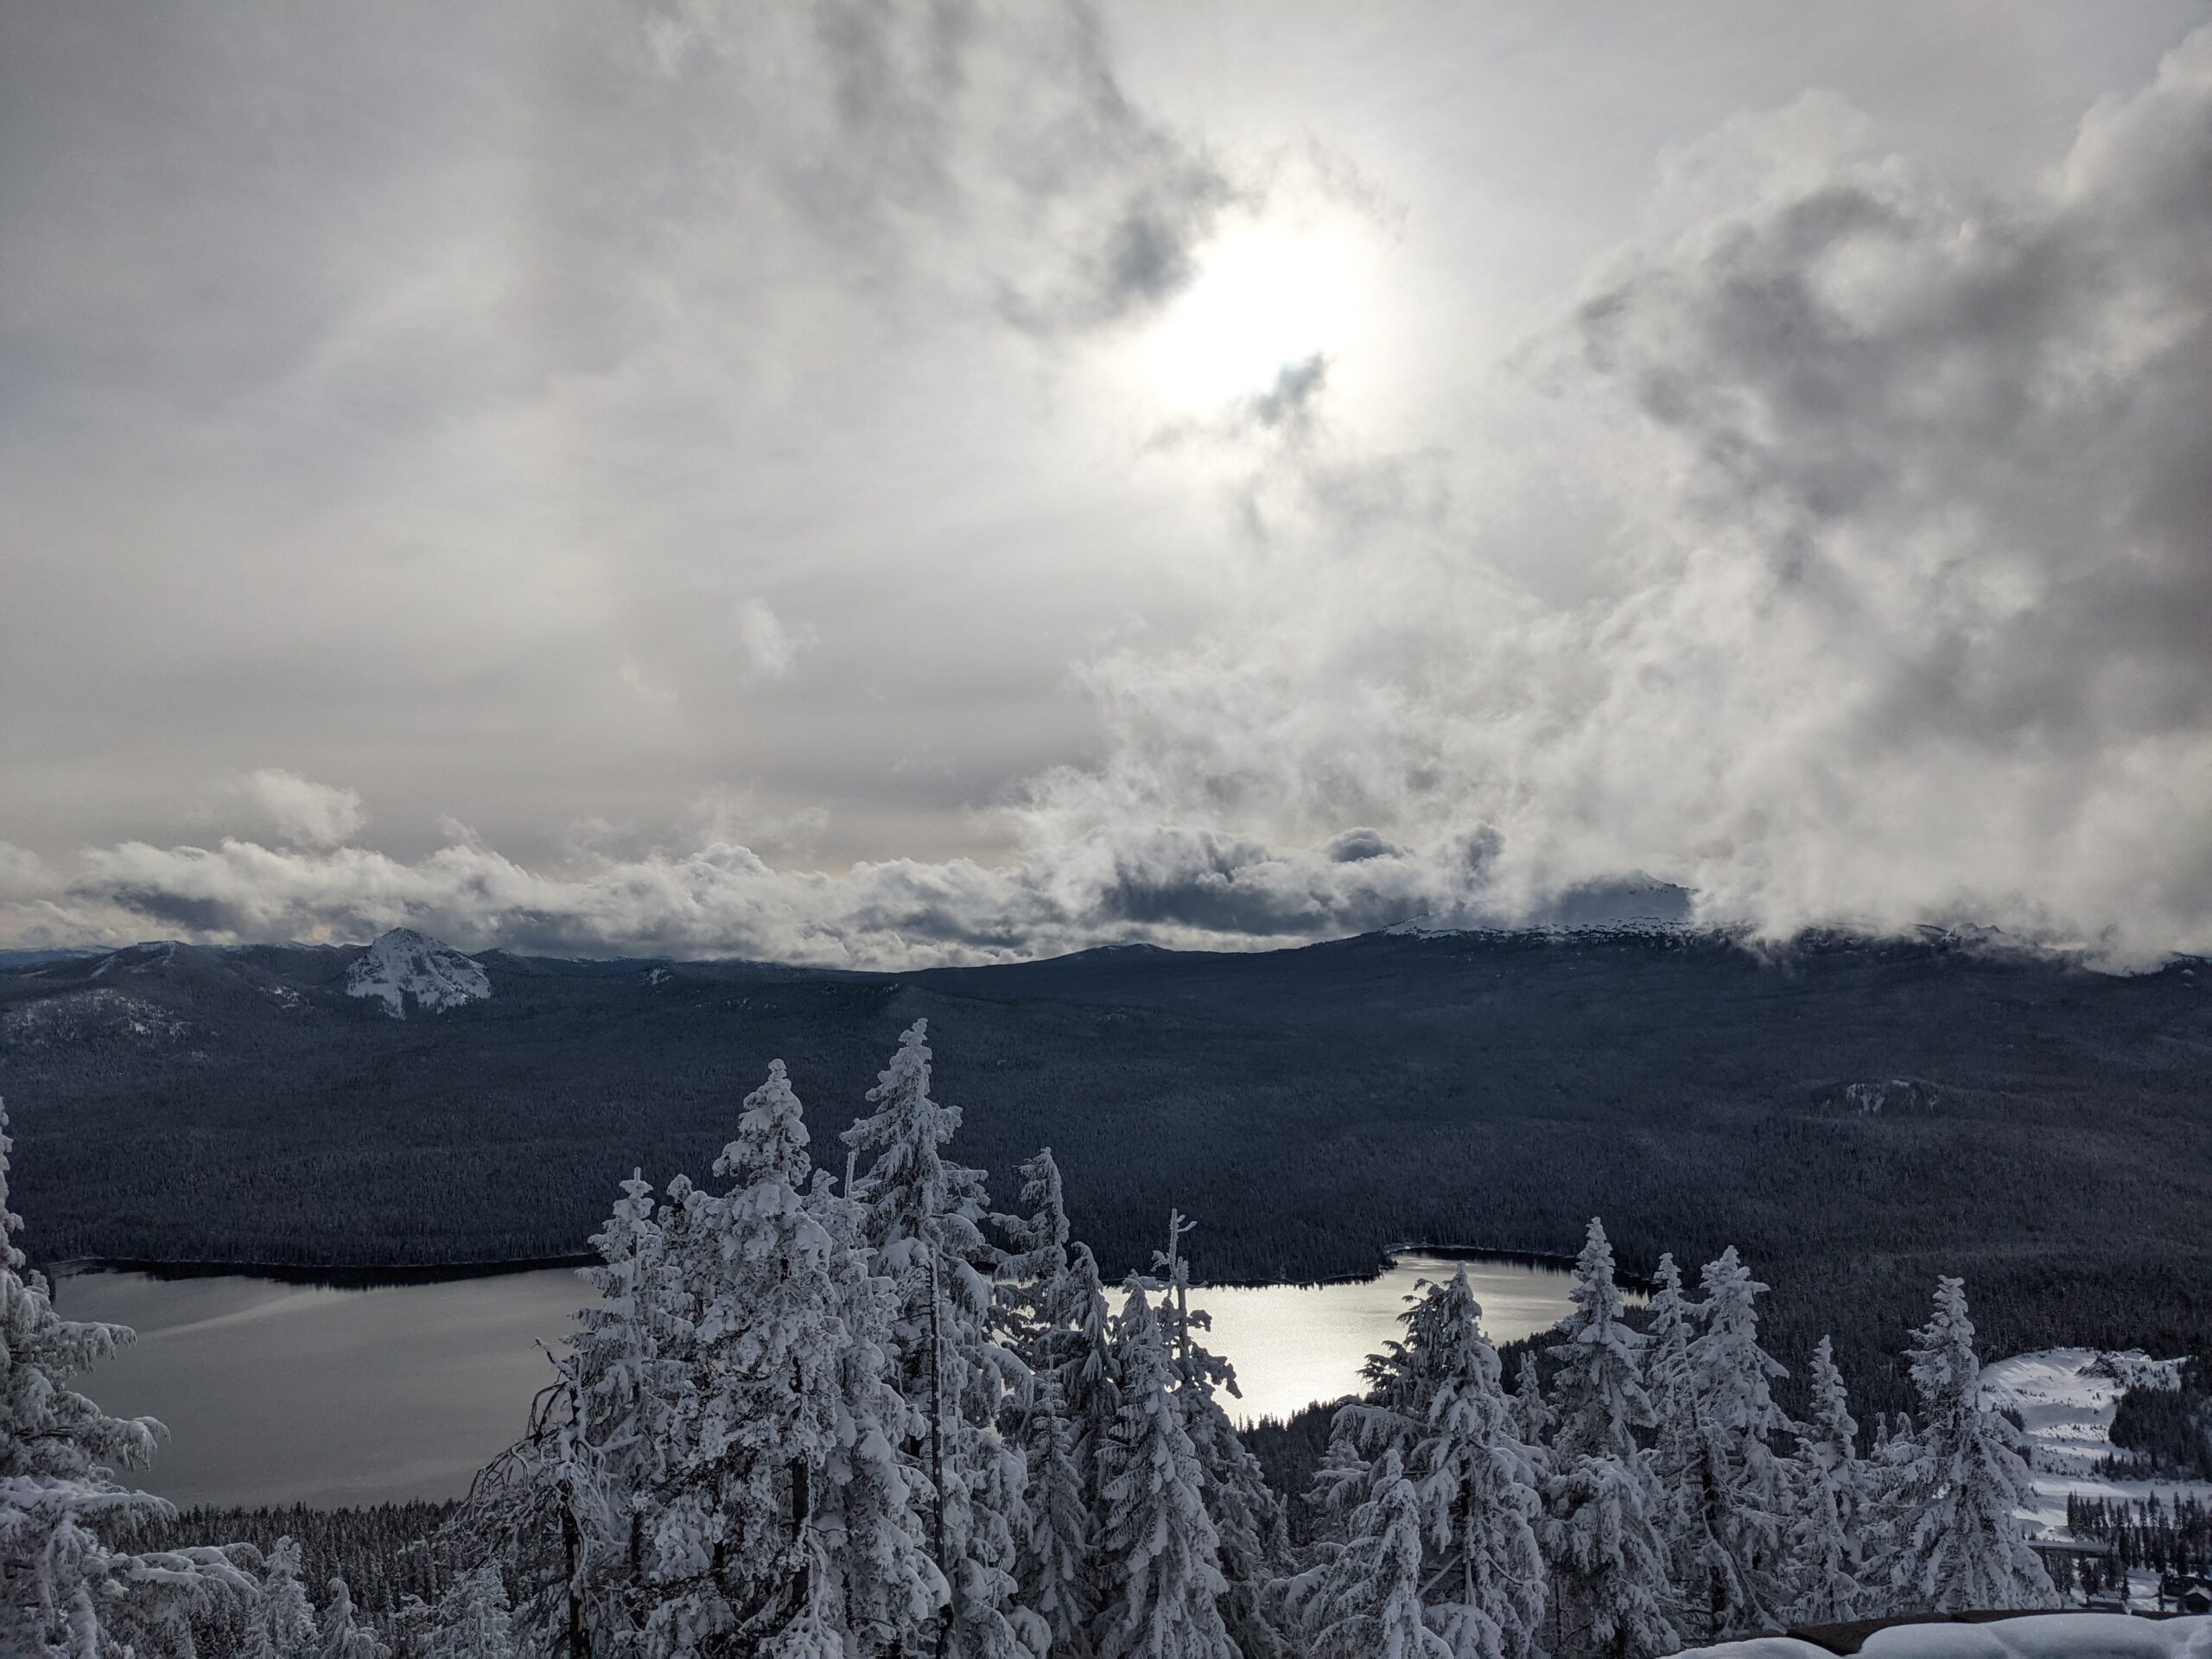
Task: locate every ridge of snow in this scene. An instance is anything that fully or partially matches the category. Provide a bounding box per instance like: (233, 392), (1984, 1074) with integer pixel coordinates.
(344, 928), (491, 1019)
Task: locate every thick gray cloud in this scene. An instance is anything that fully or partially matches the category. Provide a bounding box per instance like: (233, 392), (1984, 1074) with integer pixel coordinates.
(3, 5), (2209, 965)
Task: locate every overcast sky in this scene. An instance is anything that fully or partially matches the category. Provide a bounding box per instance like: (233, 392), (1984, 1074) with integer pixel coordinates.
(3, 2), (2208, 965)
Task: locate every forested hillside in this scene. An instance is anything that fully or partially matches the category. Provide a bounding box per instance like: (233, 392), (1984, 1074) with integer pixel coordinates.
(3, 925), (2209, 1420)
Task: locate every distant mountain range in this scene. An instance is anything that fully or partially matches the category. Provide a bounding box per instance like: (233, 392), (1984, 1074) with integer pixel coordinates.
(3, 919), (2208, 1419)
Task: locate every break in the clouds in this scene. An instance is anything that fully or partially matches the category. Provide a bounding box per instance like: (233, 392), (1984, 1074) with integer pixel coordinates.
(3, 4), (2208, 966)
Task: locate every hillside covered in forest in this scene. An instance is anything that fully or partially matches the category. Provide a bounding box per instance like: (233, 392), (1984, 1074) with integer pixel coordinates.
(3, 924), (2209, 1420)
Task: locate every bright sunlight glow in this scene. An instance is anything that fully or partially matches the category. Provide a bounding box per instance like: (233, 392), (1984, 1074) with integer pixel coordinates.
(1140, 218), (1375, 416)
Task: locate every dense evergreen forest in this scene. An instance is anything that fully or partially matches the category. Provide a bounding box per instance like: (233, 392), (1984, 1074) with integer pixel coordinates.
(3, 924), (2209, 1426)
(22, 1035), (2071, 1657)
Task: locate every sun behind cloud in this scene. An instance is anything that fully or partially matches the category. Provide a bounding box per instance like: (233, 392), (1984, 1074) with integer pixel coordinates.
(1137, 213), (1379, 416)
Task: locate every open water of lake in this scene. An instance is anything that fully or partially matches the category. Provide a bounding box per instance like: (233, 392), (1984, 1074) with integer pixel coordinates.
(55, 1252), (1604, 1508)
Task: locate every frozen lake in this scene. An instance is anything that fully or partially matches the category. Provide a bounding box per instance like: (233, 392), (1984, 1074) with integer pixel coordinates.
(55, 1251), (1601, 1508)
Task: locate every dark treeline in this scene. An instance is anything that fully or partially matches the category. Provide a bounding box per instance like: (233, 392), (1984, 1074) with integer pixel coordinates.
(2065, 1494), (2212, 1592)
(7, 927), (2211, 1424)
(2107, 1357), (2212, 1480)
(118, 1502), (454, 1640)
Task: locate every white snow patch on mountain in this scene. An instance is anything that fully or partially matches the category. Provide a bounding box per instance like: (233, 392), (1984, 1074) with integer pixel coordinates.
(344, 928), (491, 1019)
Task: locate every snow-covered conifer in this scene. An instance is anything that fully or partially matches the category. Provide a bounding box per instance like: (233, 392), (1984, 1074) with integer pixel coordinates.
(992, 1149), (1098, 1650)
(1295, 1270), (1546, 1659)
(1640, 1253), (1698, 1555)
(1882, 1278), (2052, 1613)
(1787, 1336), (1872, 1624)
(636, 1058), (940, 1656)
(1286, 1449), (1446, 1659)
(546, 1168), (696, 1649)
(1152, 1212), (1288, 1659)
(319, 1573), (388, 1659)
(1672, 1247), (1797, 1642)
(1098, 1281), (1231, 1659)
(1541, 1219), (1677, 1659)
(843, 1021), (1037, 1659)
(995, 1147), (1075, 1365)
(1408, 1271), (1547, 1659)
(1061, 1241), (1122, 1498)
(242, 1537), (321, 1659)
(0, 1101), (256, 1656)
(427, 1564), (517, 1659)
(1510, 1353), (1553, 1457)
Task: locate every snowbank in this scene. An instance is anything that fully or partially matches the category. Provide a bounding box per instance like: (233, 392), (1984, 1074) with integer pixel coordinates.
(1677, 1611), (2211, 1657)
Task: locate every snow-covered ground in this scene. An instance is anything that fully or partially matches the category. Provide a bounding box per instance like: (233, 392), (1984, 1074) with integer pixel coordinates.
(1985, 1349), (2198, 1529)
(343, 928), (492, 1018)
(1982, 1349), (2208, 1609)
(1680, 1612), (2212, 1657)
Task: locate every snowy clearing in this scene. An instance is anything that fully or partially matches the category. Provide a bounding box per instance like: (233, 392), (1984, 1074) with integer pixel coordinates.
(1983, 1349), (2205, 1539)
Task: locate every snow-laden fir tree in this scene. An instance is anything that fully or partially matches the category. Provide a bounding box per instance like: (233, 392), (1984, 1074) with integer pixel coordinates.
(1060, 1240), (1123, 1500)
(1285, 1450), (1446, 1659)
(993, 1149), (1097, 1655)
(1096, 1281), (1232, 1659)
(1150, 1213), (1288, 1659)
(1672, 1247), (1798, 1643)
(1880, 1278), (2052, 1613)
(1510, 1354), (1553, 1458)
(0, 1101), (256, 1657)
(317, 1573), (388, 1659)
(427, 1563), (517, 1659)
(1787, 1336), (1872, 1624)
(995, 1148), (1076, 1367)
(1540, 1219), (1678, 1659)
(842, 1020), (1039, 1659)
(1407, 1271), (1548, 1659)
(1639, 1252), (1699, 1586)
(547, 1169), (697, 1649)
(242, 1537), (321, 1659)
(646, 1058), (940, 1656)
(1317, 1268), (1548, 1659)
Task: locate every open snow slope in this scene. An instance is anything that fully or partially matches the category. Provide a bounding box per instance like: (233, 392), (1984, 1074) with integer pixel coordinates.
(1681, 1612), (2212, 1656)
(1983, 1349), (2202, 1541)
(342, 928), (491, 1018)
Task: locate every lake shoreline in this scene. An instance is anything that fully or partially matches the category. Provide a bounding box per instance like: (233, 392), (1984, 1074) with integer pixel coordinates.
(46, 1253), (601, 1290)
(47, 1239), (1648, 1294)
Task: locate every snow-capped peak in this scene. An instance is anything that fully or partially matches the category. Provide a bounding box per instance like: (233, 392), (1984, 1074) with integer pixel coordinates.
(344, 928), (491, 1019)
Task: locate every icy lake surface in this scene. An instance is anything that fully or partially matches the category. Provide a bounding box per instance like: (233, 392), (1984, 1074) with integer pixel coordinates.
(55, 1251), (1594, 1508)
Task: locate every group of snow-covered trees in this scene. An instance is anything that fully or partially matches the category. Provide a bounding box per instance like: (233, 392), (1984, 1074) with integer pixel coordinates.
(454, 1020), (1293, 1659)
(0, 1023), (2059, 1658)
(1290, 1221), (2053, 1659)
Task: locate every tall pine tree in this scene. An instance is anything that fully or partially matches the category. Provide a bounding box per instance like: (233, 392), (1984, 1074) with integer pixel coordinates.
(1880, 1278), (2052, 1613)
(1787, 1335), (1872, 1624)
(1673, 1247), (1797, 1642)
(1151, 1213), (1289, 1659)
(649, 1058), (938, 1655)
(1097, 1283), (1232, 1659)
(843, 1021), (1038, 1659)
(1541, 1219), (1678, 1659)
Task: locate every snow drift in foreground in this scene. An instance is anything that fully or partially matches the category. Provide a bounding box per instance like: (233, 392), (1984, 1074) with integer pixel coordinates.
(343, 927), (490, 1018)
(1678, 1611), (2212, 1656)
